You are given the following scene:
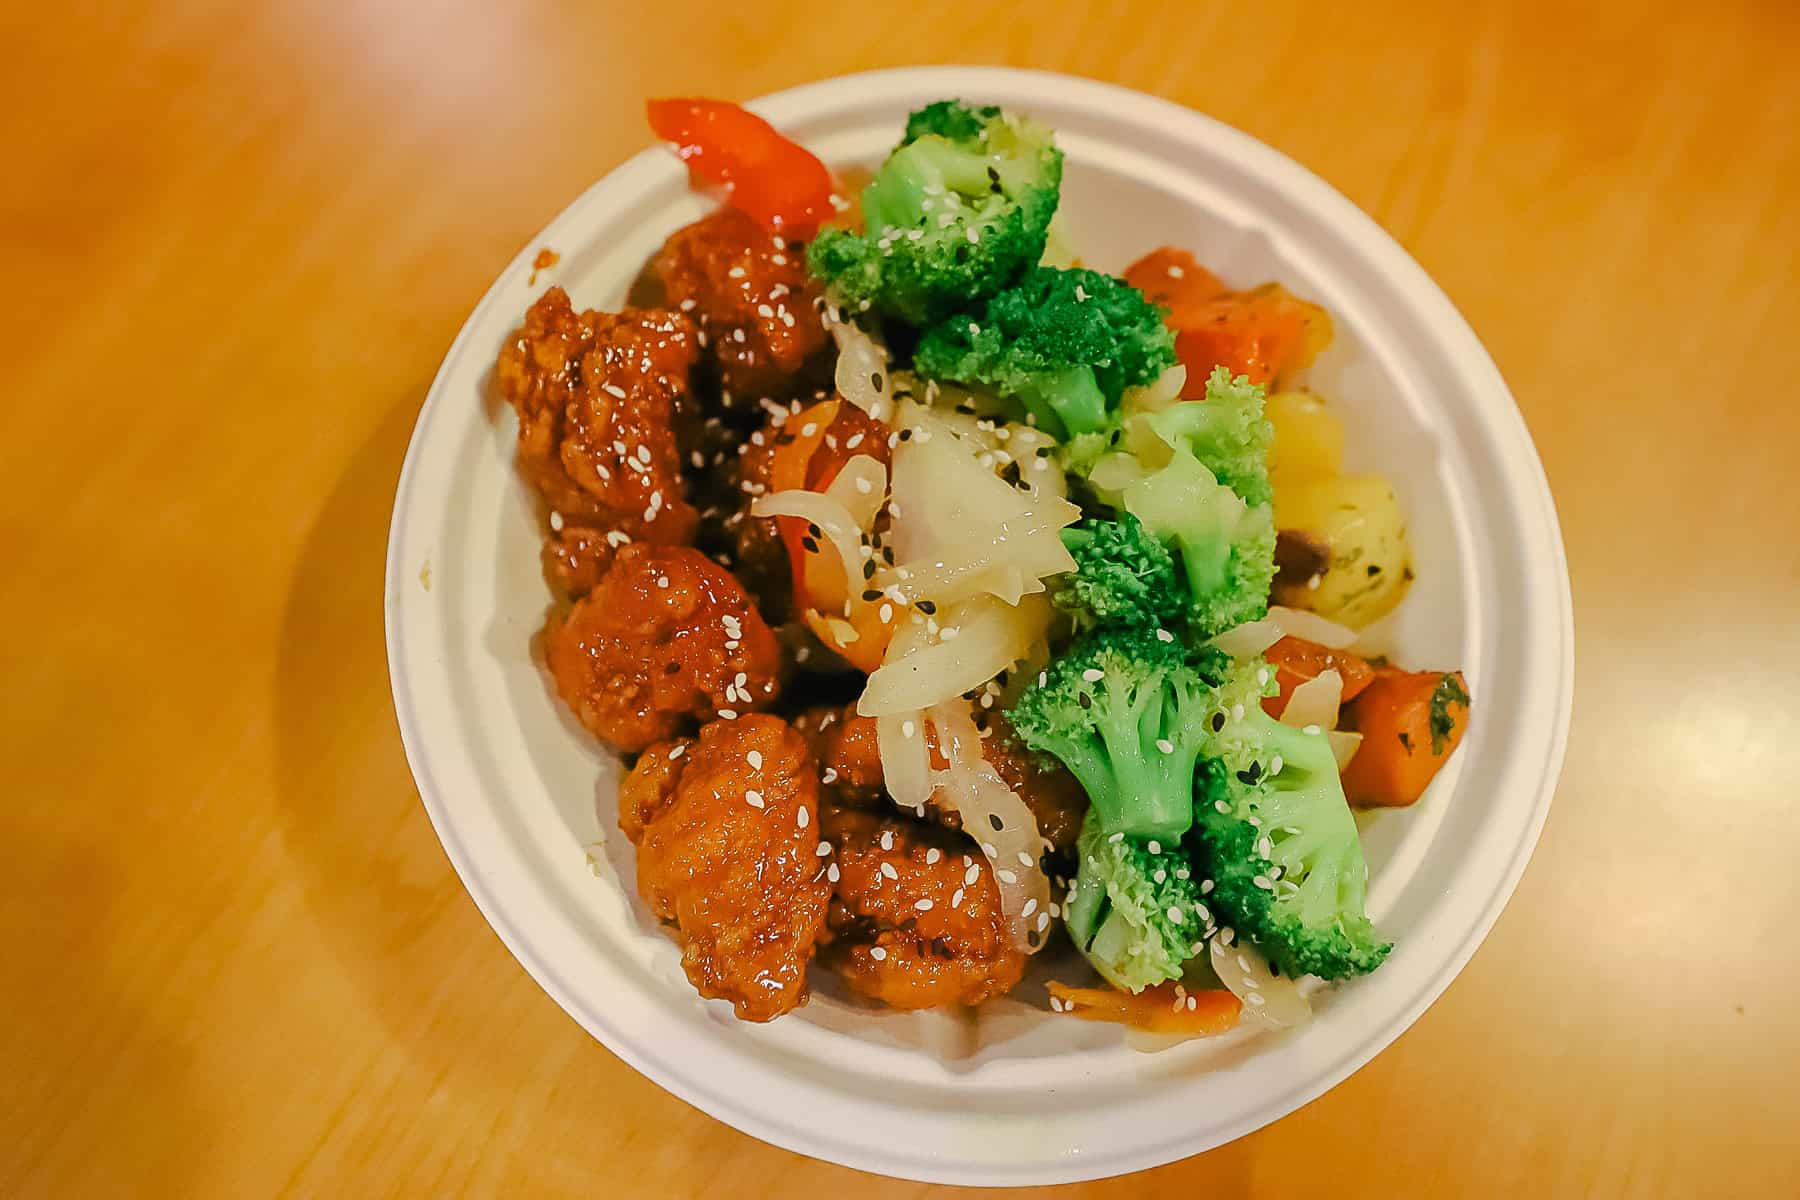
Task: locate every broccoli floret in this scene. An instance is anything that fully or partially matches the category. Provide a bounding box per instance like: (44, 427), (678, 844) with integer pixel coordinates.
(1192, 656), (1392, 980)
(913, 267), (1177, 439)
(1063, 809), (1212, 991)
(1052, 514), (1184, 632)
(1138, 366), (1274, 506)
(1062, 367), (1276, 635)
(1007, 627), (1210, 840)
(806, 100), (1063, 325)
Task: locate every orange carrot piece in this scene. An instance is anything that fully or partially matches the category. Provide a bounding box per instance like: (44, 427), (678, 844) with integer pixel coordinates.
(1047, 981), (1242, 1036)
(1339, 669), (1471, 808)
(1262, 635), (1377, 717)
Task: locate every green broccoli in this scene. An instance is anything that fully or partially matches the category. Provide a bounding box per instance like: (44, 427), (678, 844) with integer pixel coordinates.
(1063, 810), (1212, 991)
(1007, 627), (1211, 841)
(1063, 366), (1276, 635)
(912, 267), (1177, 439)
(1137, 366), (1274, 506)
(1191, 655), (1392, 980)
(1052, 514), (1184, 632)
(806, 100), (1063, 325)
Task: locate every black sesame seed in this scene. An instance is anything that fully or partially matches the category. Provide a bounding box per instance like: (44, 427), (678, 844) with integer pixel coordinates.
(915, 599), (937, 615)
(664, 661), (681, 674)
(882, 546), (896, 564)
(1367, 564), (1382, 576)
(807, 522), (822, 538)
(801, 536), (819, 553)
(871, 372), (885, 392)
(898, 428), (914, 441)
(1078, 692), (1092, 710)
(862, 559), (877, 579)
(861, 589), (882, 602)
(988, 813), (1004, 832)
(1212, 712), (1226, 732)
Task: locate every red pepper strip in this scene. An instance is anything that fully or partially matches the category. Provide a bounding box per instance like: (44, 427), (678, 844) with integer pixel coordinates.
(645, 97), (836, 236)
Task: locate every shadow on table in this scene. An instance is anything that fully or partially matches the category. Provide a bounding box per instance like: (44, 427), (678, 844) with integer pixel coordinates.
(269, 388), (549, 1099)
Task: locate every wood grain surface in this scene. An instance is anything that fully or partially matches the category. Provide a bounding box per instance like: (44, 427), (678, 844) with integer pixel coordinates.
(5, 1), (1798, 1195)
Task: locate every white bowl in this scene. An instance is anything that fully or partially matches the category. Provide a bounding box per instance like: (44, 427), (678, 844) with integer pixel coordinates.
(385, 66), (1573, 1185)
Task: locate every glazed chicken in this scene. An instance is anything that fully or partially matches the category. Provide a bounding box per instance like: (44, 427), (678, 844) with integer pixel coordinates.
(495, 287), (701, 597)
(819, 808), (1025, 1010)
(621, 716), (831, 1021)
(652, 206), (829, 403)
(546, 544), (783, 752)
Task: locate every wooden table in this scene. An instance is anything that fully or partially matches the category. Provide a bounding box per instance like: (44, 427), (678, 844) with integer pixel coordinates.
(7, 2), (1798, 1194)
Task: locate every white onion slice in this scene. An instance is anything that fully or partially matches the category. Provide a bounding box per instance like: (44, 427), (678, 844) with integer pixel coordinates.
(830, 312), (893, 422)
(1206, 619), (1286, 659)
(927, 701), (1052, 953)
(1329, 729), (1363, 769)
(823, 453), (887, 530)
(1209, 934), (1311, 1029)
(1121, 363), (1188, 414)
(857, 594), (1050, 716)
(750, 488), (863, 601)
(877, 711), (933, 810)
(1279, 668), (1343, 730)
(1209, 606), (1361, 658)
(1265, 605), (1359, 648)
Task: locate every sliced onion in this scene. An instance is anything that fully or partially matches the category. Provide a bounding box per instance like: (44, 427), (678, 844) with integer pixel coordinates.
(857, 594), (1051, 716)
(1329, 729), (1363, 769)
(1279, 668), (1343, 730)
(1266, 605), (1359, 648)
(1209, 934), (1311, 1029)
(1207, 619), (1287, 659)
(877, 710), (933, 810)
(830, 313), (893, 422)
(1120, 363), (1188, 415)
(1209, 606), (1361, 658)
(927, 700), (1052, 953)
(823, 453), (887, 530)
(751, 488), (863, 602)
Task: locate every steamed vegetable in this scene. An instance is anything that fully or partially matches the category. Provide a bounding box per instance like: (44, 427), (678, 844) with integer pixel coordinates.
(1263, 635), (1376, 717)
(1062, 809), (1212, 990)
(807, 100), (1063, 324)
(1052, 514), (1184, 633)
(1270, 472), (1413, 628)
(1071, 367), (1277, 635)
(1265, 388), (1345, 491)
(1339, 669), (1471, 807)
(1193, 655), (1392, 980)
(1047, 980), (1241, 1035)
(1007, 627), (1213, 840)
(912, 266), (1177, 439)
(645, 97), (835, 234)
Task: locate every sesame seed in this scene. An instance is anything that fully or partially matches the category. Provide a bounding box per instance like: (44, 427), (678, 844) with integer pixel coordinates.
(1037, 912), (1050, 930)
(1081, 668), (1105, 683)
(668, 745), (686, 760)
(869, 946), (887, 961)
(816, 841), (832, 857)
(1232, 704), (1246, 721)
(821, 766), (839, 784)
(1108, 831), (1124, 844)
(1155, 628), (1174, 643)
(879, 830), (894, 851)
(1303, 724), (1322, 736)
(745, 790), (764, 808)
(1148, 840), (1162, 855)
(901, 720), (916, 738)
(925, 848), (941, 865)
(951, 887), (965, 907)
(797, 807), (810, 829)
(827, 863), (840, 883)
(1200, 879), (1214, 894)
(1017, 851), (1033, 867)
(1253, 874), (1272, 889)
(1021, 898), (1038, 918)
(964, 864), (980, 886)
(1156, 738), (1175, 754)
(914, 898), (934, 912)
(718, 709), (738, 720)
(1270, 754), (1284, 775)
(880, 861), (899, 880)
(1245, 992), (1267, 1007)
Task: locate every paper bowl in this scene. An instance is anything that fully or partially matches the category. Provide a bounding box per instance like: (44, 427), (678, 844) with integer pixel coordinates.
(384, 66), (1573, 1185)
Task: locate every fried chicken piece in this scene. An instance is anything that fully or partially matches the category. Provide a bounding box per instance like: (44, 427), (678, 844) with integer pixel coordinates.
(495, 288), (701, 596)
(653, 208), (828, 401)
(819, 809), (1024, 1010)
(632, 715), (831, 1021)
(977, 713), (1088, 854)
(546, 544), (783, 752)
(796, 705), (1086, 853)
(618, 737), (694, 844)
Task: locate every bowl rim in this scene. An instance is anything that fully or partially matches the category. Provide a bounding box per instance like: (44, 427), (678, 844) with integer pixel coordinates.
(385, 64), (1574, 1185)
